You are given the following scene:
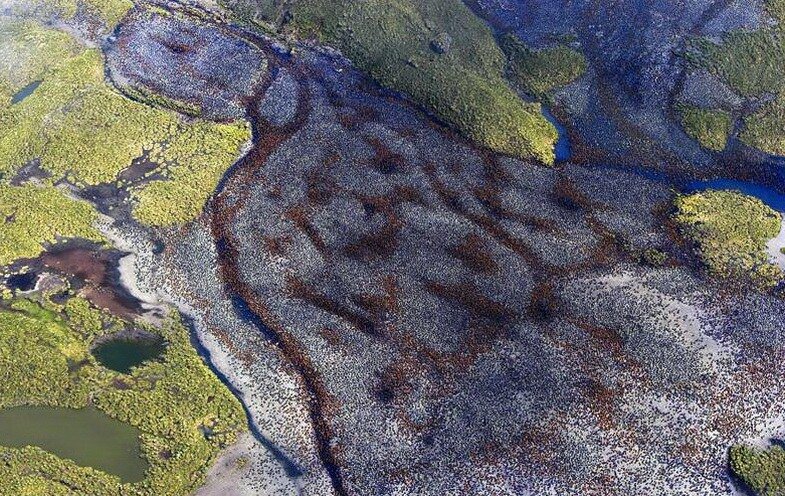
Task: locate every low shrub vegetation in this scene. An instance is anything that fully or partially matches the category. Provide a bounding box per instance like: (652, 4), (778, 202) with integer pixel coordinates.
(694, 0), (785, 155)
(0, 184), (104, 266)
(499, 33), (586, 98)
(0, 20), (250, 226)
(0, 295), (246, 495)
(674, 190), (782, 285)
(5, 0), (133, 32)
(281, 0), (558, 163)
(677, 105), (732, 152)
(730, 444), (785, 496)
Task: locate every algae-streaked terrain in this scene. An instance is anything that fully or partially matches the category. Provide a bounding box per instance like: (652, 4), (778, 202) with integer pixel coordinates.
(3, 0), (785, 495)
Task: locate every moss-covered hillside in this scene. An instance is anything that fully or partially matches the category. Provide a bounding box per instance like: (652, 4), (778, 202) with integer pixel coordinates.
(673, 190), (782, 285)
(290, 0), (560, 162)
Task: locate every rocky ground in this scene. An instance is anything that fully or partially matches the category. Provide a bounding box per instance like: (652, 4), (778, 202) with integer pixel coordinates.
(468, 0), (785, 184)
(81, 2), (785, 494)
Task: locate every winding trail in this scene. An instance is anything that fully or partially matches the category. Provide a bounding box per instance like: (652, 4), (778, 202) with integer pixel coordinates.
(207, 38), (350, 496)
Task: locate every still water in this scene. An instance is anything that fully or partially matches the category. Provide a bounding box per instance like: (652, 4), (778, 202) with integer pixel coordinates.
(0, 406), (147, 482)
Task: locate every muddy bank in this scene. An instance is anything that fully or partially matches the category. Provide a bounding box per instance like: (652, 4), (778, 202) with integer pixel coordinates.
(97, 218), (330, 496)
(7, 240), (144, 320)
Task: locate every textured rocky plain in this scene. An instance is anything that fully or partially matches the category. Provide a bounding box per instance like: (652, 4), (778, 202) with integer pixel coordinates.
(3, 0), (785, 495)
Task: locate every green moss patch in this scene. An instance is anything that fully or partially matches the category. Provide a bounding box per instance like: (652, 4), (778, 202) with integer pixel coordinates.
(131, 120), (250, 226)
(0, 19), (81, 106)
(0, 20), (250, 226)
(286, 0), (557, 162)
(694, 0), (785, 155)
(697, 30), (785, 99)
(674, 190), (782, 285)
(0, 184), (104, 266)
(677, 105), (732, 152)
(6, 0), (133, 32)
(730, 444), (785, 496)
(500, 34), (586, 98)
(0, 296), (246, 495)
(740, 96), (785, 155)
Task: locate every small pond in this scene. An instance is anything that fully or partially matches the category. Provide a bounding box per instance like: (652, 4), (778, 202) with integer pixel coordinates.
(92, 334), (166, 374)
(11, 80), (42, 104)
(0, 406), (146, 482)
(6, 271), (37, 291)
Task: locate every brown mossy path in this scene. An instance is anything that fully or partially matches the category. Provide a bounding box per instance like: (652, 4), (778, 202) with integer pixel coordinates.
(202, 22), (353, 494)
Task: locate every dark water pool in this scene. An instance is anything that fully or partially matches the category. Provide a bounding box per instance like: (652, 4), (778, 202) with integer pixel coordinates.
(11, 80), (42, 104)
(6, 271), (37, 291)
(0, 406), (146, 482)
(92, 335), (165, 374)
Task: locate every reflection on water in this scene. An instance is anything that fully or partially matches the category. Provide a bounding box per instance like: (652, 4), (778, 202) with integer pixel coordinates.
(542, 107), (571, 162)
(92, 334), (165, 374)
(5, 271), (37, 291)
(686, 178), (785, 212)
(0, 406), (146, 482)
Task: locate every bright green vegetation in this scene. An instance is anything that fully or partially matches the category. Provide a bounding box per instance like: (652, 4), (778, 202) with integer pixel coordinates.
(0, 406), (146, 483)
(674, 190), (783, 284)
(0, 295), (246, 494)
(0, 7), (250, 493)
(130, 120), (250, 226)
(499, 34), (586, 97)
(730, 444), (785, 496)
(0, 19), (251, 226)
(2, 47), (180, 185)
(0, 184), (104, 266)
(677, 105), (732, 151)
(279, 0), (557, 163)
(0, 19), (81, 106)
(695, 0), (785, 154)
(6, 0), (133, 32)
(81, 0), (135, 28)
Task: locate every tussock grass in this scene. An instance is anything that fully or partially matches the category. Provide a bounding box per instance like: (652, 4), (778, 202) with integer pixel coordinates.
(730, 444), (785, 496)
(695, 0), (785, 154)
(673, 190), (782, 285)
(0, 184), (104, 266)
(0, 20), (250, 227)
(285, 0), (558, 163)
(0, 296), (246, 495)
(677, 105), (732, 152)
(500, 34), (586, 98)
